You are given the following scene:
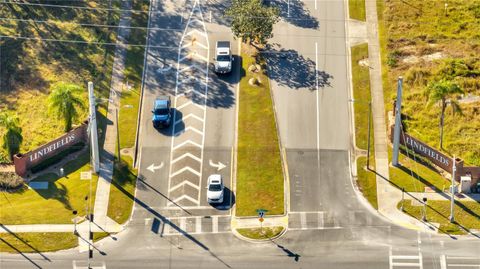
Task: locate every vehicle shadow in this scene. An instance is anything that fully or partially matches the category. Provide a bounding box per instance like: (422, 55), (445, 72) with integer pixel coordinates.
(155, 109), (183, 137)
(210, 186), (235, 211)
(262, 47), (333, 90)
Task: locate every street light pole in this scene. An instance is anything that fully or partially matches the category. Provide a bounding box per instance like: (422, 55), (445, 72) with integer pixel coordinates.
(449, 155), (456, 223)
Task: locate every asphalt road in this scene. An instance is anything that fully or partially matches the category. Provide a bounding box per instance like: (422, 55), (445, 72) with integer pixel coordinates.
(1, 1), (479, 269)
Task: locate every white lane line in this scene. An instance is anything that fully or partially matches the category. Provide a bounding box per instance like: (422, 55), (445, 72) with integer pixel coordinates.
(212, 216), (218, 233)
(170, 166), (201, 177)
(391, 262), (422, 267)
(315, 0), (317, 10)
(300, 212), (307, 230)
(171, 152), (202, 164)
(389, 247), (393, 269)
(448, 257), (480, 260)
(318, 211), (324, 228)
(447, 265), (480, 268)
(196, 216), (202, 233)
(419, 252), (423, 269)
(440, 255), (447, 269)
(393, 256), (421, 260)
(169, 180), (201, 192)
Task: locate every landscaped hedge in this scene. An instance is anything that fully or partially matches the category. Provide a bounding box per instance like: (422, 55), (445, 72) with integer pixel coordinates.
(30, 142), (85, 174)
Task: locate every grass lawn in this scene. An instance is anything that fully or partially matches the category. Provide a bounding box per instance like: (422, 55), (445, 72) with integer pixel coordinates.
(356, 156), (378, 209)
(107, 155), (137, 224)
(351, 43), (373, 151)
(351, 44), (378, 209)
(0, 233), (78, 253)
(399, 200), (480, 235)
(0, 153), (99, 224)
(388, 147), (450, 193)
(236, 226), (284, 240)
(377, 0), (480, 166)
(349, 0), (366, 21)
(106, 0), (148, 224)
(118, 0), (149, 150)
(0, 1), (119, 161)
(236, 45), (284, 217)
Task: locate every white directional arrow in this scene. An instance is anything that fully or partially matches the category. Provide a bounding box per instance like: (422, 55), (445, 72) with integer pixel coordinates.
(147, 162), (164, 173)
(209, 160), (226, 171)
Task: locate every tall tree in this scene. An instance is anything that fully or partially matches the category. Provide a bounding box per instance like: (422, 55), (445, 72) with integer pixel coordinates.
(0, 112), (23, 160)
(47, 82), (85, 132)
(225, 0), (280, 45)
(425, 79), (464, 149)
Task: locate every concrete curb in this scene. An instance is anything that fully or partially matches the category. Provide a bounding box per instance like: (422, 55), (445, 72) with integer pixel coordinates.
(232, 226), (287, 244)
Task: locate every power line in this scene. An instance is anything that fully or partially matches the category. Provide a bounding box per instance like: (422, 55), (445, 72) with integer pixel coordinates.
(0, 17), (182, 31)
(1, 1), (150, 13)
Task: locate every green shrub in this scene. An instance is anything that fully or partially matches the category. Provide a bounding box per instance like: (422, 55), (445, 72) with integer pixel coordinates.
(30, 142), (85, 173)
(0, 172), (24, 190)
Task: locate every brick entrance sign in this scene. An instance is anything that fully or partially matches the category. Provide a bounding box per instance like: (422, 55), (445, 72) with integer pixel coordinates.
(14, 122), (88, 177)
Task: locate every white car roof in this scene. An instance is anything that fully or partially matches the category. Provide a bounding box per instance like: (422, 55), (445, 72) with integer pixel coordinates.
(208, 174), (222, 183)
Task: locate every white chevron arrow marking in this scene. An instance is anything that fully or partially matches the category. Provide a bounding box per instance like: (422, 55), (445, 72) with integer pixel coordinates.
(173, 140), (202, 150)
(175, 113), (204, 125)
(175, 126), (204, 137)
(169, 180), (201, 192)
(171, 152), (202, 164)
(170, 166), (201, 178)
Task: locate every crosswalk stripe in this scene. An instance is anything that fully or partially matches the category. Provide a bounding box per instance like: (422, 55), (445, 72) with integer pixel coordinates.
(196, 216), (202, 233)
(300, 212), (307, 230)
(180, 217), (186, 231)
(212, 216), (218, 233)
(318, 211), (324, 228)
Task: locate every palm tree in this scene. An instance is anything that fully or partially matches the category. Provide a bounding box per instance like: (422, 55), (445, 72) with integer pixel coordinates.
(47, 82), (85, 132)
(425, 79), (464, 149)
(0, 112), (23, 160)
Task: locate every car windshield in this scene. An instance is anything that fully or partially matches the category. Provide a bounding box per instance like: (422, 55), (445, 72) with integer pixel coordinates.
(154, 108), (169, 115)
(208, 184), (222, 191)
(216, 55), (230, 61)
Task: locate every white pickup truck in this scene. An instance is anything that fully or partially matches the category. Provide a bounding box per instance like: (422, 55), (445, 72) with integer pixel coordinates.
(214, 41), (233, 74)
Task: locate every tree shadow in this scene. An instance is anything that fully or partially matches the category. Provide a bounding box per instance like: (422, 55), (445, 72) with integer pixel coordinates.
(270, 0), (319, 29)
(262, 47), (333, 90)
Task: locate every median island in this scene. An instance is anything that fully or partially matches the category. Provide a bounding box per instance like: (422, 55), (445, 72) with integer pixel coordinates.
(236, 45), (284, 217)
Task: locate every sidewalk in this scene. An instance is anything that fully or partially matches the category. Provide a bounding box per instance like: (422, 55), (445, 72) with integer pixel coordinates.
(364, 0), (428, 231)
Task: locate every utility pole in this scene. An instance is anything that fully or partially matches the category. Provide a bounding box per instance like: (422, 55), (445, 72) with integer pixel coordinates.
(392, 77), (403, 166)
(88, 82), (100, 173)
(449, 155), (456, 223)
(366, 101), (372, 170)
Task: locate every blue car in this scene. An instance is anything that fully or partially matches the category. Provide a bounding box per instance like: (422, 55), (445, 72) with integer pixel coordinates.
(152, 96), (172, 128)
